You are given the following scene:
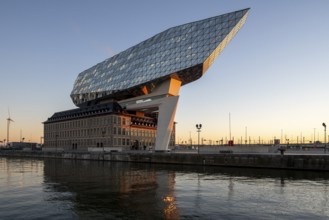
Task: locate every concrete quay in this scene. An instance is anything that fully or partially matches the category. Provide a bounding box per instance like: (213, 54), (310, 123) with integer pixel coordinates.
(1, 150), (329, 171)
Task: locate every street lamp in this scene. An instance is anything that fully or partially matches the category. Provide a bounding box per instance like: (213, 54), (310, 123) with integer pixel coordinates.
(196, 124), (202, 154)
(323, 123), (326, 153)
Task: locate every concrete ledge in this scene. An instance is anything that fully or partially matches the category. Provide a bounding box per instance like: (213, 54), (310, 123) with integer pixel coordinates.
(1, 150), (329, 171)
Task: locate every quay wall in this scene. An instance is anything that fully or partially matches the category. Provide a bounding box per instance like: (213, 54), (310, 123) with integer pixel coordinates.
(199, 145), (273, 154)
(1, 151), (329, 171)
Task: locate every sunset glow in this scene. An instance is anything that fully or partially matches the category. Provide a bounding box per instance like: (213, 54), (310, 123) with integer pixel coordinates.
(1, 0), (328, 145)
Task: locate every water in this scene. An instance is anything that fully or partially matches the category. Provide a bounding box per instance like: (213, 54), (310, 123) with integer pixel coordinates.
(1, 157), (329, 219)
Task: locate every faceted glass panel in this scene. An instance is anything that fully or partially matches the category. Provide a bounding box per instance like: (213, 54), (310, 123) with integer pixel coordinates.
(71, 8), (250, 106)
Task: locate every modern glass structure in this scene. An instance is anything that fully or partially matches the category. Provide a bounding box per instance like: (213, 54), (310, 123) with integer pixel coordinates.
(44, 8), (250, 152)
(71, 8), (249, 106)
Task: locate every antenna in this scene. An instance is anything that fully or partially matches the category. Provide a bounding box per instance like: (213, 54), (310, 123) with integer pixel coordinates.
(6, 108), (14, 145)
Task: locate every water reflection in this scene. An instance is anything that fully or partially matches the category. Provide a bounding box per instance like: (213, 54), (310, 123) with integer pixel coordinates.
(43, 160), (179, 219)
(43, 160), (329, 219)
(1, 157), (329, 219)
(0, 158), (43, 188)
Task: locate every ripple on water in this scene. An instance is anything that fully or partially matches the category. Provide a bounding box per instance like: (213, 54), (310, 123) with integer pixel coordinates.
(1, 157), (329, 219)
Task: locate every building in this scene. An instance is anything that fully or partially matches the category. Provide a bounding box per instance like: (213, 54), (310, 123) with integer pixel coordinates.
(44, 103), (161, 152)
(7, 142), (40, 150)
(44, 8), (249, 152)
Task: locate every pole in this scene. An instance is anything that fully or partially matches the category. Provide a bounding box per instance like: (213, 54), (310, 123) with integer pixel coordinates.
(198, 129), (200, 153)
(229, 113), (231, 141)
(245, 126), (247, 145)
(323, 123), (326, 153)
(322, 122), (327, 153)
(314, 128), (316, 143)
(7, 119), (9, 146)
(196, 124), (202, 154)
(189, 131), (192, 146)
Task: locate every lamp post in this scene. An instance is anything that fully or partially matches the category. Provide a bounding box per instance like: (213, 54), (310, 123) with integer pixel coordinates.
(314, 128), (316, 144)
(196, 124), (202, 154)
(323, 123), (326, 153)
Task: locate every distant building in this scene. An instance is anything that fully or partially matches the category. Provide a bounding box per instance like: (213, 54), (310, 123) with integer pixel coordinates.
(274, 139), (280, 145)
(8, 142), (39, 150)
(44, 9), (249, 152)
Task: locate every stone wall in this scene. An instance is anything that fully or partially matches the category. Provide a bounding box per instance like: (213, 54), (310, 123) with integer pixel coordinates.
(1, 151), (329, 171)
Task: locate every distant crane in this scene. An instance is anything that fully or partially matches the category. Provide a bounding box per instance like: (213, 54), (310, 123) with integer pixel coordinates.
(6, 109), (14, 145)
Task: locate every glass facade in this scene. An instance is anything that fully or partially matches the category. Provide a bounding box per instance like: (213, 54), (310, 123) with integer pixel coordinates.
(71, 8), (249, 106)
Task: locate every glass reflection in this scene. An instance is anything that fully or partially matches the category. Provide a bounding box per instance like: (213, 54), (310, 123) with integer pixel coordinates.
(71, 9), (250, 105)
(41, 159), (329, 219)
(43, 159), (180, 219)
(2, 157), (329, 219)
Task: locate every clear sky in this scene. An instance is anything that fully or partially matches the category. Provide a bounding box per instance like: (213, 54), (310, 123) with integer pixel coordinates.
(1, 0), (329, 144)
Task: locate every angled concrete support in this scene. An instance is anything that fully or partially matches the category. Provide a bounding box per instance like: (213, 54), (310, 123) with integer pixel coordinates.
(119, 78), (181, 151)
(155, 96), (179, 151)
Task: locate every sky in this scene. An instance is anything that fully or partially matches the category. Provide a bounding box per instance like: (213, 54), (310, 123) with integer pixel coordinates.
(1, 0), (329, 144)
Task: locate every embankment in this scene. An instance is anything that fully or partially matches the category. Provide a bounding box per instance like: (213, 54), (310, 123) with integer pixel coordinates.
(1, 151), (329, 171)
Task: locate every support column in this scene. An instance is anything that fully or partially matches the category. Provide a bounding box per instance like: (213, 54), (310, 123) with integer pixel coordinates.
(155, 96), (179, 152)
(119, 78), (181, 152)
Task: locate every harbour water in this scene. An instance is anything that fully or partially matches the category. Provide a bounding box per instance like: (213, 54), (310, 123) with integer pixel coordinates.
(1, 157), (329, 219)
